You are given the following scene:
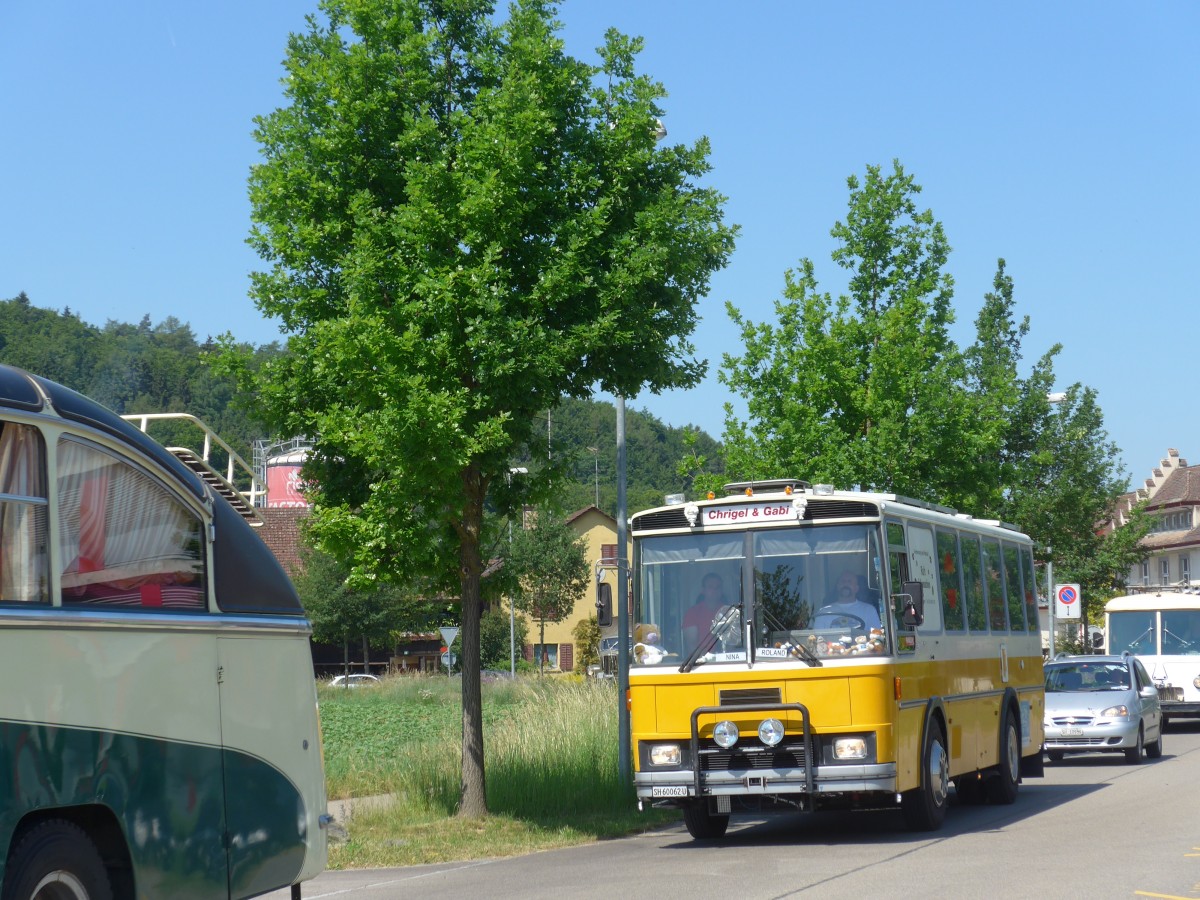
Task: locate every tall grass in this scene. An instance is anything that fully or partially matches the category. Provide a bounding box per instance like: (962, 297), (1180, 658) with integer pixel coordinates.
(319, 676), (634, 826)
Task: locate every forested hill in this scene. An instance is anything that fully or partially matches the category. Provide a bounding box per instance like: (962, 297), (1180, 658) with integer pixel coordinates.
(0, 293), (724, 512)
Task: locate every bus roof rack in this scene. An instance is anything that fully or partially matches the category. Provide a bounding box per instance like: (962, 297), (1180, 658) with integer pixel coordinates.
(723, 478), (811, 496)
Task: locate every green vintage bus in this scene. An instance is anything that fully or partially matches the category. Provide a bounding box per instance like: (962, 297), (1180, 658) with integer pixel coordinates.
(0, 365), (327, 899)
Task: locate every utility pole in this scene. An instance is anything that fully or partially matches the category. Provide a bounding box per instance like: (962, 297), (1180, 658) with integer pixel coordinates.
(616, 396), (631, 784)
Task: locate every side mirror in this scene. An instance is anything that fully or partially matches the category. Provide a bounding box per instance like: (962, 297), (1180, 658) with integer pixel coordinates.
(900, 581), (924, 627)
(596, 583), (613, 627)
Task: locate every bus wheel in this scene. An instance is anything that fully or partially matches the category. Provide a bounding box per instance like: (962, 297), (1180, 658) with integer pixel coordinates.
(682, 802), (729, 840)
(902, 719), (949, 831)
(2, 820), (113, 900)
(986, 706), (1020, 805)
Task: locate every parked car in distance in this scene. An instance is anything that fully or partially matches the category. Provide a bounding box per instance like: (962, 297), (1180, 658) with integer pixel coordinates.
(1043, 653), (1163, 764)
(329, 673), (381, 688)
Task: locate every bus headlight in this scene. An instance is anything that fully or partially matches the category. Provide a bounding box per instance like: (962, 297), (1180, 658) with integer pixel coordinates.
(1100, 705), (1130, 718)
(649, 744), (681, 766)
(834, 737), (868, 760)
(758, 718), (785, 747)
(713, 721), (739, 749)
(1193, 675), (1200, 690)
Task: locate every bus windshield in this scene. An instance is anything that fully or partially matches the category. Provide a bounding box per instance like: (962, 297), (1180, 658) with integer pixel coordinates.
(1107, 610), (1158, 655)
(634, 524), (888, 667)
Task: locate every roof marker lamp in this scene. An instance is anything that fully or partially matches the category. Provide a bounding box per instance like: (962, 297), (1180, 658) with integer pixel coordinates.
(713, 721), (739, 749)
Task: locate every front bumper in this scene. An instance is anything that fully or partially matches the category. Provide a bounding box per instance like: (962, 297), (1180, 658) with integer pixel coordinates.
(1043, 719), (1140, 751)
(634, 701), (898, 804)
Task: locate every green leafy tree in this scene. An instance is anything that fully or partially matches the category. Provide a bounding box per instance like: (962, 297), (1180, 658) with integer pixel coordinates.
(293, 546), (409, 677)
(479, 604), (528, 671)
(720, 161), (970, 499)
(505, 513), (590, 674)
(571, 615), (601, 673)
(231, 0), (734, 816)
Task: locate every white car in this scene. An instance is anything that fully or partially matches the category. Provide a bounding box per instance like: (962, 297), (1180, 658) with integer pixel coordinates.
(328, 673), (380, 688)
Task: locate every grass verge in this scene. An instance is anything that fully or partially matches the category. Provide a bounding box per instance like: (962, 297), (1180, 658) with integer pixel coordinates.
(317, 676), (676, 867)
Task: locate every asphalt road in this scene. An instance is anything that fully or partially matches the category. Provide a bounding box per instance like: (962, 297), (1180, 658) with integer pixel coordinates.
(272, 721), (1200, 900)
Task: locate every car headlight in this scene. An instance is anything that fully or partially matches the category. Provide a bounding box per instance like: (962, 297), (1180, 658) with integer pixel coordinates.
(1100, 705), (1130, 718)
(649, 744), (680, 766)
(713, 720), (739, 749)
(834, 737), (868, 760)
(758, 718), (785, 747)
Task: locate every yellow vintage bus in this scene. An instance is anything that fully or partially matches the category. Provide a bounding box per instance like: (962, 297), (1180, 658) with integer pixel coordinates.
(630, 479), (1045, 838)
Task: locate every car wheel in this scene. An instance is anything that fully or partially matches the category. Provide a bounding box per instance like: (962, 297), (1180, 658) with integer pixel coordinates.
(2, 819), (113, 900)
(986, 705), (1020, 805)
(1161, 714), (1170, 730)
(1146, 723), (1163, 760)
(682, 802), (729, 840)
(1124, 725), (1144, 764)
(902, 719), (949, 831)
(1046, 750), (1063, 762)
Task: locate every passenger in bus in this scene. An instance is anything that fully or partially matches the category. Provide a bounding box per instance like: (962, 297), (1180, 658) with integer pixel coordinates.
(683, 572), (731, 647)
(813, 571), (882, 630)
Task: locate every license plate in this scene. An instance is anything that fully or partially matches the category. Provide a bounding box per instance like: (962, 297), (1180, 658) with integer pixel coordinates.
(1060, 728), (1083, 737)
(652, 785), (688, 798)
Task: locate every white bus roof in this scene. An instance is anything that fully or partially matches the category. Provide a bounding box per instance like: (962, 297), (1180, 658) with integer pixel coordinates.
(632, 481), (1032, 543)
(1106, 593), (1200, 612)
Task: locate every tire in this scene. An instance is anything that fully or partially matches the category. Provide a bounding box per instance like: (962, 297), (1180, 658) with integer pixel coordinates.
(1124, 725), (1144, 764)
(953, 775), (986, 806)
(682, 803), (729, 840)
(986, 705), (1020, 805)
(1046, 750), (1063, 762)
(2, 820), (113, 900)
(1146, 725), (1163, 760)
(902, 719), (949, 831)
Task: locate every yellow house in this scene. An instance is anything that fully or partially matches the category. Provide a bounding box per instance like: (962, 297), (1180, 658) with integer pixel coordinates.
(521, 506), (628, 672)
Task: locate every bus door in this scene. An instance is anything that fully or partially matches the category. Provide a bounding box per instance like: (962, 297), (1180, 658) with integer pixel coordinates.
(217, 635), (323, 899)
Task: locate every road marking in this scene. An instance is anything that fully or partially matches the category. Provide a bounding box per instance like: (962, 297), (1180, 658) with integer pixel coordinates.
(1133, 892), (1194, 899)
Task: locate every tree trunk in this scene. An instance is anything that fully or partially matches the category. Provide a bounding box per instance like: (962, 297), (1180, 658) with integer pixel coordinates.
(343, 637), (350, 687)
(539, 615), (546, 676)
(362, 634), (370, 675)
(457, 465), (488, 818)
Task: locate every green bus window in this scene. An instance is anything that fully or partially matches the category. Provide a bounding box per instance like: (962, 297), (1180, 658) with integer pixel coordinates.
(960, 535), (987, 632)
(0, 421), (49, 604)
(58, 438), (207, 611)
(936, 530), (964, 631)
(1019, 547), (1039, 632)
(1002, 544), (1025, 632)
(983, 540), (1008, 632)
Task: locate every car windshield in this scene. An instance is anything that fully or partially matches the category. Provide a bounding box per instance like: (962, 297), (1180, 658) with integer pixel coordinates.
(1046, 662), (1130, 692)
(633, 524), (889, 668)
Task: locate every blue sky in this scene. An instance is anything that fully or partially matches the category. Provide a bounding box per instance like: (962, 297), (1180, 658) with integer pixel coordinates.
(2, 2), (1197, 486)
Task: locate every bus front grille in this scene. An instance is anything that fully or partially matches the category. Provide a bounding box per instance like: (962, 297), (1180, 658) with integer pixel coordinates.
(719, 687), (782, 707)
(699, 740), (809, 771)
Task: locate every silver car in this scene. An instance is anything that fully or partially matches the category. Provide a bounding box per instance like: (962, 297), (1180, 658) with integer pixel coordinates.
(1043, 653), (1163, 764)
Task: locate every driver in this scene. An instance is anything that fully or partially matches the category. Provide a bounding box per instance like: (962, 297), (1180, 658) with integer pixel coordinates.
(813, 571), (882, 630)
(683, 572), (729, 647)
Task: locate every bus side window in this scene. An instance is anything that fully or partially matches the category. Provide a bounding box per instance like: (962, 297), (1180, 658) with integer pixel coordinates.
(58, 438), (208, 611)
(982, 540), (1008, 632)
(906, 524), (940, 632)
(936, 529), (965, 631)
(886, 521), (909, 624)
(1002, 543), (1026, 632)
(1019, 546), (1040, 633)
(960, 535), (988, 632)
(0, 421), (49, 604)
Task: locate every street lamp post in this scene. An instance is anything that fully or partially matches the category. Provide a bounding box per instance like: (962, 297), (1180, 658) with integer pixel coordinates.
(616, 116), (668, 787)
(1045, 391), (1065, 657)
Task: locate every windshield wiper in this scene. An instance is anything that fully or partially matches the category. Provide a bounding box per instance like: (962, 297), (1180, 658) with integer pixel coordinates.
(679, 605), (741, 674)
(790, 640), (823, 668)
